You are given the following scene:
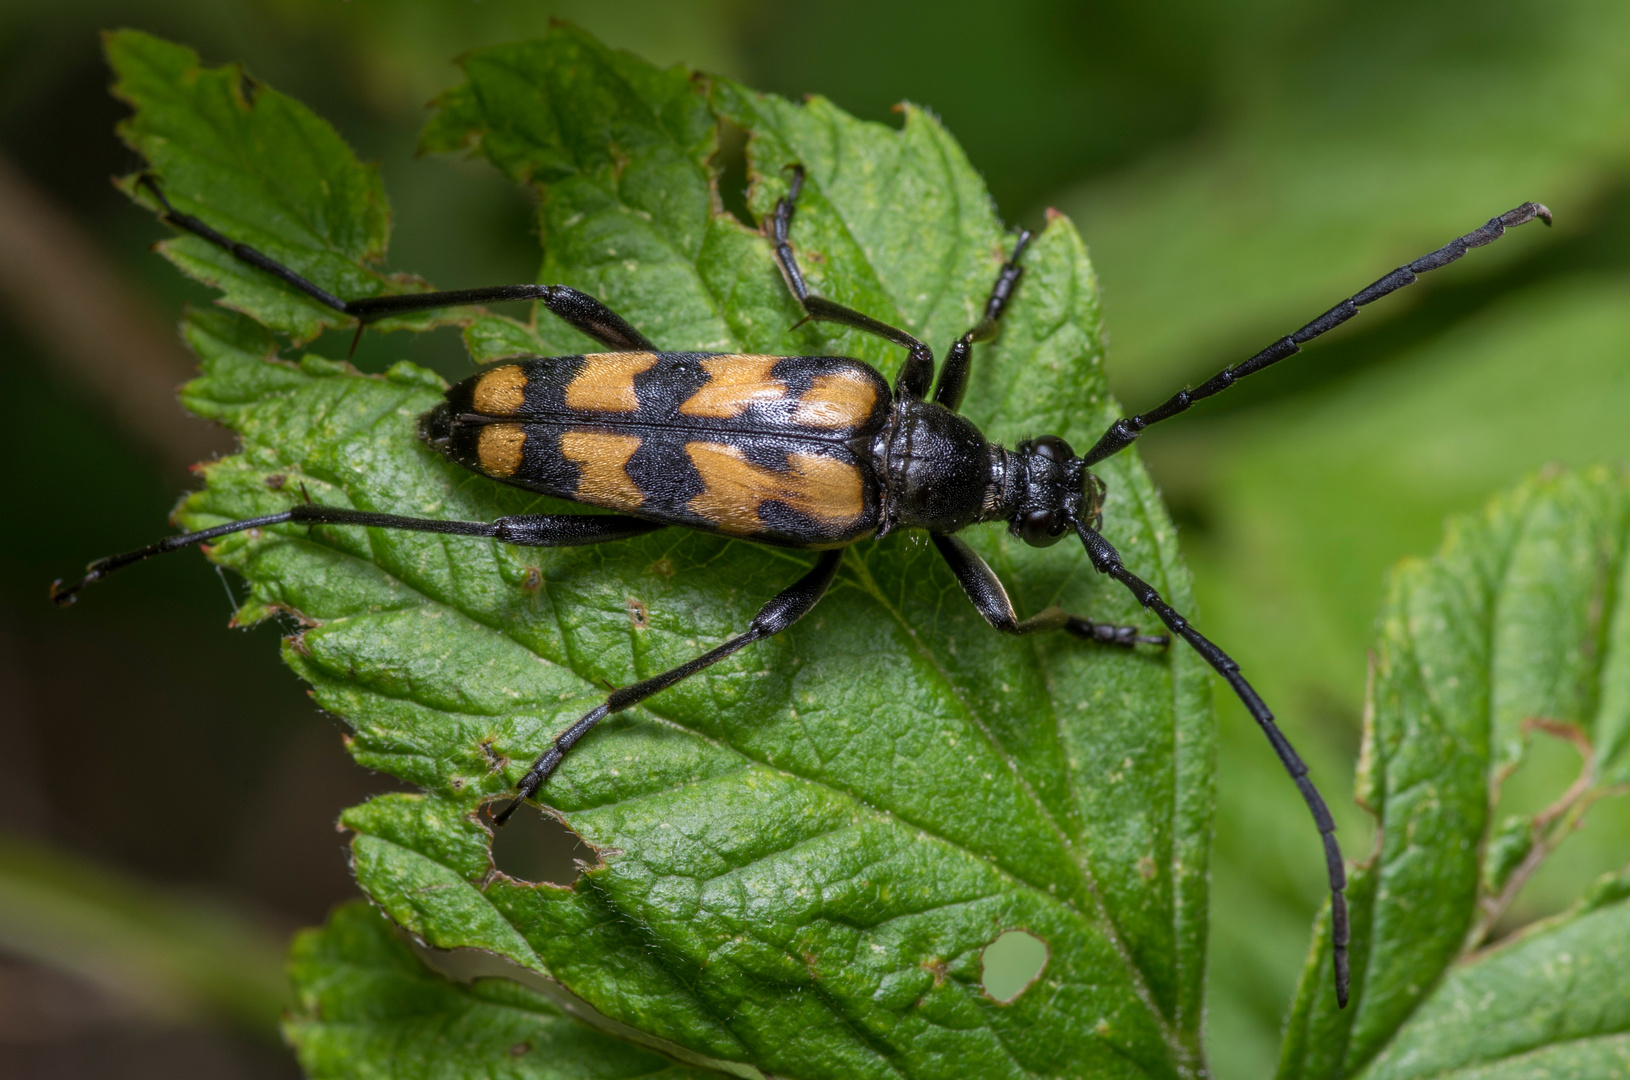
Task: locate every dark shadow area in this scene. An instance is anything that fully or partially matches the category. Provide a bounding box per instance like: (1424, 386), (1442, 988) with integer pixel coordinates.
(733, 0), (1215, 220)
(0, 955), (297, 1080)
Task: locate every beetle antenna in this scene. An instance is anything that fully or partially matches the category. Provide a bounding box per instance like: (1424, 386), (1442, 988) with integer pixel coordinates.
(1080, 201), (1552, 467)
(1072, 517), (1351, 1008)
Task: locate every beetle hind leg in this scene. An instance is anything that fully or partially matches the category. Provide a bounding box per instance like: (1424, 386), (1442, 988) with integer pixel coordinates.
(51, 506), (663, 605)
(494, 548), (845, 823)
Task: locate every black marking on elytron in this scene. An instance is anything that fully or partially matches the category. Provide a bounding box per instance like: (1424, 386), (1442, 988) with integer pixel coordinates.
(64, 170), (1555, 1013)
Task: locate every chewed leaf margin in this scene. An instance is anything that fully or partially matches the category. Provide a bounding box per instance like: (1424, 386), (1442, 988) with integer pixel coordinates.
(286, 900), (725, 1080)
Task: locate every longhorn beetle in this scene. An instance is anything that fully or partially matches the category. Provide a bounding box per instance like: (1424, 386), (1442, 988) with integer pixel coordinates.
(51, 165), (1553, 1008)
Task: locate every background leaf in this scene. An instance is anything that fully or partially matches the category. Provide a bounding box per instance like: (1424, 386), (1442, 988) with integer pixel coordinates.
(0, 834), (286, 1036)
(121, 26), (1216, 1080)
(1278, 466), (1630, 1079)
(1058, 0), (1630, 407)
(1154, 275), (1630, 1075)
(1357, 892), (1630, 1079)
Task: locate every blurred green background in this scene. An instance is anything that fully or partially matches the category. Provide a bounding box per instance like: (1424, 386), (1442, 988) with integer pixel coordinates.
(1, 1), (1627, 1077)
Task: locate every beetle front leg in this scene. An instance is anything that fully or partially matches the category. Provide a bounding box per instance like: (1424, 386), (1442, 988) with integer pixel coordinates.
(932, 534), (1167, 645)
(933, 229), (1032, 413)
(767, 166), (938, 400)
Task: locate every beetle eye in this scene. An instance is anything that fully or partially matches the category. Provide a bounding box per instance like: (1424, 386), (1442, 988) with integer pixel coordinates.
(1020, 509), (1067, 547)
(1030, 435), (1074, 462)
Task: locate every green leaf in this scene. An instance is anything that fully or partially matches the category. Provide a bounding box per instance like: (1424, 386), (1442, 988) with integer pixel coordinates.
(419, 32), (787, 362)
(1278, 466), (1630, 1079)
(1360, 895), (1630, 1079)
(105, 29), (456, 344)
(286, 901), (722, 1080)
(129, 27), (1212, 1079)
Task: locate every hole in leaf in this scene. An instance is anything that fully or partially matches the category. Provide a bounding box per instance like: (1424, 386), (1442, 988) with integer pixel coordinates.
(713, 118), (753, 229)
(1485, 721), (1630, 938)
(980, 929), (1048, 1003)
(487, 803), (594, 886)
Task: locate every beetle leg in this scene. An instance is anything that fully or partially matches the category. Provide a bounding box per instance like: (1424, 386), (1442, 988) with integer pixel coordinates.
(494, 548), (844, 823)
(135, 176), (655, 351)
(1073, 519), (1350, 1008)
(931, 534), (1166, 646)
(50, 507), (662, 605)
(1080, 201), (1553, 467)
(933, 229), (1032, 412)
(766, 166), (937, 400)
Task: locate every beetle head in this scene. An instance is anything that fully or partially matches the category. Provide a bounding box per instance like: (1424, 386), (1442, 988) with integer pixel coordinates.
(1008, 435), (1103, 547)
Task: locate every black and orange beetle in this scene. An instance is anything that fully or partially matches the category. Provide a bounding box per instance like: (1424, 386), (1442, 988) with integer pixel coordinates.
(51, 166), (1554, 1008)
